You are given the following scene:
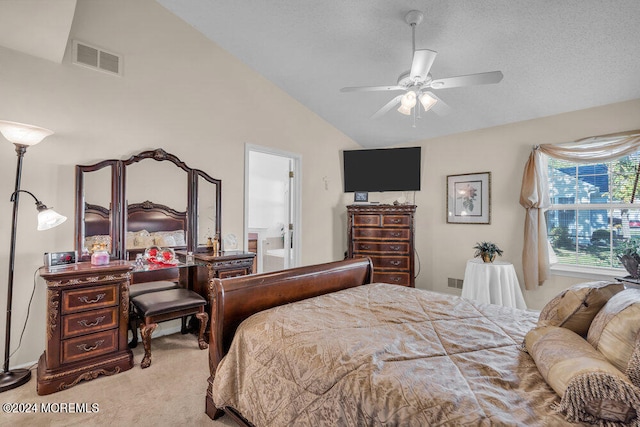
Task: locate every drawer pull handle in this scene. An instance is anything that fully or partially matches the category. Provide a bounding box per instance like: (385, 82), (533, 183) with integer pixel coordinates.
(390, 246), (401, 251)
(390, 219), (401, 223)
(77, 340), (105, 352)
(361, 245), (370, 250)
(78, 293), (106, 304)
(78, 316), (106, 328)
(389, 260), (401, 266)
(390, 232), (401, 237)
(391, 277), (401, 282)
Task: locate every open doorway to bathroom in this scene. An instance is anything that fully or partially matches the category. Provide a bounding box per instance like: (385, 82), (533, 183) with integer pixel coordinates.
(245, 144), (301, 273)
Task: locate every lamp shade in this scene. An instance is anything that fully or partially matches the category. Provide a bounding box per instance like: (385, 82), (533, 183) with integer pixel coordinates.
(37, 208), (67, 231)
(0, 120), (54, 146)
(397, 91), (417, 116)
(419, 92), (438, 112)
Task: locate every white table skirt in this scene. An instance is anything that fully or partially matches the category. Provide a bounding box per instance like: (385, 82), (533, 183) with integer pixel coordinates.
(461, 259), (527, 309)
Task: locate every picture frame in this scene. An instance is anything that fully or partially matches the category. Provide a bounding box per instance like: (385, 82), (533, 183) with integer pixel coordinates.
(354, 191), (368, 203)
(446, 172), (491, 224)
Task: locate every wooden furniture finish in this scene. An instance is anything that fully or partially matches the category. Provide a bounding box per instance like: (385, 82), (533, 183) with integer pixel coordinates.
(37, 261), (134, 395)
(75, 148), (221, 261)
(205, 257), (374, 421)
(347, 204), (416, 287)
(130, 288), (208, 368)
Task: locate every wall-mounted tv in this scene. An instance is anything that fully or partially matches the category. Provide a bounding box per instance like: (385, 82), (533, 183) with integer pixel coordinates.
(343, 147), (421, 192)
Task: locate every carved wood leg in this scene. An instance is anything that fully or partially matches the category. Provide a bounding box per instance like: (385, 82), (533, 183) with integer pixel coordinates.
(195, 311), (209, 350)
(139, 320), (157, 369)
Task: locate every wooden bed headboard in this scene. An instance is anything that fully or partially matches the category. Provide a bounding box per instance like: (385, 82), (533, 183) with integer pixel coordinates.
(84, 200), (187, 236)
(126, 200), (187, 233)
(206, 257), (373, 420)
(84, 203), (110, 237)
(208, 257), (373, 368)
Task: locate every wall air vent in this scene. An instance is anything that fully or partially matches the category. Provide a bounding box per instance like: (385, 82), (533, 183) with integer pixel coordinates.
(72, 40), (122, 76)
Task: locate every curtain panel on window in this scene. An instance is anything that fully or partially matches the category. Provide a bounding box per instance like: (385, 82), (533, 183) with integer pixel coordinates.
(519, 130), (640, 290)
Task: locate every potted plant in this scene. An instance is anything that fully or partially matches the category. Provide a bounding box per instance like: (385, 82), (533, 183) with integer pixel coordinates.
(616, 239), (640, 279)
(473, 241), (504, 263)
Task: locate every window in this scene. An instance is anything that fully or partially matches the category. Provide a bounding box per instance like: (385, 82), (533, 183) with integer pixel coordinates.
(546, 152), (640, 269)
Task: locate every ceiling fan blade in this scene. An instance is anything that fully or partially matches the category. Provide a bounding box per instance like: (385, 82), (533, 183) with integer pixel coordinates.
(371, 94), (404, 120)
(430, 71), (503, 89)
(409, 49), (437, 81)
(423, 91), (452, 116)
(341, 85), (404, 93)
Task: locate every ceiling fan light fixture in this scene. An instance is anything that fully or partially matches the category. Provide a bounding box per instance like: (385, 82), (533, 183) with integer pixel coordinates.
(397, 91), (416, 115)
(419, 92), (438, 112)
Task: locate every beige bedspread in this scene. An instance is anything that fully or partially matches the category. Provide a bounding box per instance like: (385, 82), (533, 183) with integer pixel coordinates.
(212, 283), (583, 426)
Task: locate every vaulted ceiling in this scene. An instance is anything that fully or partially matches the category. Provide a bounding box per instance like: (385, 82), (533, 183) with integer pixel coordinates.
(156, 0), (640, 147)
(1, 1), (639, 148)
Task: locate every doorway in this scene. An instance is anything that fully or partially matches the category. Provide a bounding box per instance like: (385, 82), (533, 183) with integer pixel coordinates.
(245, 144), (301, 273)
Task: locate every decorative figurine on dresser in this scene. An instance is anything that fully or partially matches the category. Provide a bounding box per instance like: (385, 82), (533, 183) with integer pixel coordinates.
(347, 204), (417, 287)
(37, 261), (134, 395)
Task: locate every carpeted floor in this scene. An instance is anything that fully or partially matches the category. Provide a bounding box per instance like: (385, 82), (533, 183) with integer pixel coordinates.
(1, 333), (236, 426)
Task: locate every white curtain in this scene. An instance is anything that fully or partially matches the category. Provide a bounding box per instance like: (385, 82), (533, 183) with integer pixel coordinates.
(519, 130), (640, 290)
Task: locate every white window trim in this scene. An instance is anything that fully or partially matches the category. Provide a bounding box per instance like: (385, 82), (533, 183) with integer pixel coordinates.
(550, 263), (626, 281)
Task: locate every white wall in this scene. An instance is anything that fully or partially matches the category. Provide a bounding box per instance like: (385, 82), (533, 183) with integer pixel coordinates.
(344, 98), (640, 310)
(0, 0), (357, 367)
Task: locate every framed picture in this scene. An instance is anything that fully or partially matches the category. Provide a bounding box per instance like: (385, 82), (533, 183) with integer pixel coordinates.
(446, 172), (491, 224)
(354, 191), (368, 203)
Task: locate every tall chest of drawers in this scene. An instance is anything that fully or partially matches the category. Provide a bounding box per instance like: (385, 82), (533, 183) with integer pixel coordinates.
(37, 261), (134, 395)
(347, 204), (416, 287)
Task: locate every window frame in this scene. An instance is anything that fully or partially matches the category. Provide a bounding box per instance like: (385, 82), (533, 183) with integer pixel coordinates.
(546, 154), (640, 277)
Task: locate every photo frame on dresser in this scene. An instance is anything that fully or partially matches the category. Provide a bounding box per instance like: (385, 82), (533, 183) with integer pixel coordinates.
(447, 172), (491, 224)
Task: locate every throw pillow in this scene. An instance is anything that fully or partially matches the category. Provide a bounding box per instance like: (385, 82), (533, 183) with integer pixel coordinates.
(587, 288), (640, 387)
(526, 325), (640, 424)
(537, 281), (624, 336)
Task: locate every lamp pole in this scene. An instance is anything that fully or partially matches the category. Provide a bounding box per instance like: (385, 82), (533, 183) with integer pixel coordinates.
(0, 144), (31, 391)
(0, 120), (54, 392)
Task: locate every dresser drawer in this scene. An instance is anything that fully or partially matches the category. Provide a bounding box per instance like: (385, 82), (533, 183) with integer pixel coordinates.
(62, 307), (118, 339)
(61, 329), (117, 364)
(382, 215), (411, 227)
(62, 284), (118, 314)
(218, 268), (250, 279)
(369, 256), (410, 270)
(353, 214), (381, 226)
(353, 228), (410, 241)
(373, 272), (411, 287)
(353, 242), (409, 254)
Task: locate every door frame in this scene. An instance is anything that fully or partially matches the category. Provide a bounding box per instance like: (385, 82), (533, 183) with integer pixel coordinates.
(244, 143), (302, 271)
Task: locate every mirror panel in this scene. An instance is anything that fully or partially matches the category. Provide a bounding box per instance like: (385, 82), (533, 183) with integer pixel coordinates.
(75, 161), (119, 260)
(197, 173), (219, 248)
(75, 149), (222, 260)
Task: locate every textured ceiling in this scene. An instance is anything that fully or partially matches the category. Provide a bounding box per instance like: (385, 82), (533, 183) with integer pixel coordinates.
(157, 0), (640, 148)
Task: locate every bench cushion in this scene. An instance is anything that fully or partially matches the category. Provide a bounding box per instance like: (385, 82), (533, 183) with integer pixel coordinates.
(131, 288), (206, 317)
(129, 280), (180, 298)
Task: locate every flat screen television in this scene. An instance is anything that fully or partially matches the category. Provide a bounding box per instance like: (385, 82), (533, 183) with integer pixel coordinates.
(343, 147), (421, 192)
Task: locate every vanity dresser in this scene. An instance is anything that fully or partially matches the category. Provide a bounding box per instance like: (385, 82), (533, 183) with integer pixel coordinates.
(37, 261), (133, 395)
(347, 204), (416, 287)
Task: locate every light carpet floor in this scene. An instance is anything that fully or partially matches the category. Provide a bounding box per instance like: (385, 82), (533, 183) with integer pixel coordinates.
(1, 333), (236, 426)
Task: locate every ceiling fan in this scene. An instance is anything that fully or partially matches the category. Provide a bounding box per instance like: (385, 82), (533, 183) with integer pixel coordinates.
(340, 10), (503, 121)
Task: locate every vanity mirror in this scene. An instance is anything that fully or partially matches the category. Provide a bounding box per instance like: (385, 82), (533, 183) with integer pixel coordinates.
(75, 149), (221, 261)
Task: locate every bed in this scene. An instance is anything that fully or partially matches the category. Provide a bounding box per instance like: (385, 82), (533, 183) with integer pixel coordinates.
(205, 258), (639, 426)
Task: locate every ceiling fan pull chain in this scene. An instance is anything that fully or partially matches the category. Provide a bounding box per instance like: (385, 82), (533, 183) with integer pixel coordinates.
(412, 104), (417, 128)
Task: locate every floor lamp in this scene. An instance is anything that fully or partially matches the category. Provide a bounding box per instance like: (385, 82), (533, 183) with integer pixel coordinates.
(0, 120), (66, 393)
